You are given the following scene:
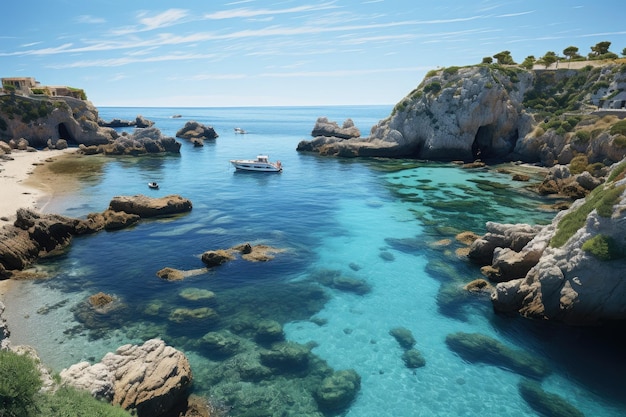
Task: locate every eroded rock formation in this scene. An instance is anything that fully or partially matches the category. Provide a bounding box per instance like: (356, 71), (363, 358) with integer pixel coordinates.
(60, 339), (192, 417)
(0, 96), (116, 147)
(0, 195), (192, 274)
(470, 159), (626, 325)
(175, 121), (218, 145)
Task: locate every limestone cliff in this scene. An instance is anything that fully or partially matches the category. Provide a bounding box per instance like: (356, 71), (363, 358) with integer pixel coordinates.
(298, 63), (626, 165)
(369, 65), (534, 160)
(0, 95), (115, 147)
(487, 159), (626, 325)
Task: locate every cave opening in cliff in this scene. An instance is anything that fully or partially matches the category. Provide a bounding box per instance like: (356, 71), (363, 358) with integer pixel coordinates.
(57, 122), (76, 144)
(472, 125), (494, 159)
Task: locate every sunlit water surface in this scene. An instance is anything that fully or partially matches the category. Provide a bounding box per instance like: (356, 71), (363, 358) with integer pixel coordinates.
(5, 106), (626, 416)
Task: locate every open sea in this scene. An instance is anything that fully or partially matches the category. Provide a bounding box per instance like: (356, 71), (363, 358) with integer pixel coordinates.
(4, 105), (626, 416)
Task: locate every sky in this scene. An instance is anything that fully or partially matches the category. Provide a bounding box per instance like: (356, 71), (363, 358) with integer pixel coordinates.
(2, 0), (626, 108)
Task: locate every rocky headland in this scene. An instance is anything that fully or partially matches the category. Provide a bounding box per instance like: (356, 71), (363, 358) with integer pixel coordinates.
(298, 63), (626, 165)
(467, 160), (626, 325)
(0, 95), (181, 156)
(297, 62), (626, 326)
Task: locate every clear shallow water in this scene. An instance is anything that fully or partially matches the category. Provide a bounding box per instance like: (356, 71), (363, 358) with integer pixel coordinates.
(4, 106), (626, 416)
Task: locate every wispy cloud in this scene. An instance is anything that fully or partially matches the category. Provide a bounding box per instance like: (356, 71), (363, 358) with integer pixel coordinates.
(111, 9), (190, 35)
(47, 52), (217, 68)
(203, 2), (340, 20)
(76, 15), (106, 24)
(138, 9), (188, 30)
(259, 66), (431, 78)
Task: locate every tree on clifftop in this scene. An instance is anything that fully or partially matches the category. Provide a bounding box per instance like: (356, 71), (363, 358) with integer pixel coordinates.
(538, 51), (558, 68)
(520, 56), (536, 70)
(588, 41), (618, 60)
(493, 50), (516, 65)
(563, 46), (581, 61)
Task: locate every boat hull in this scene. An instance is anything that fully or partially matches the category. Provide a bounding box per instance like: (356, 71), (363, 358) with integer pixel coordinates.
(230, 161), (282, 172)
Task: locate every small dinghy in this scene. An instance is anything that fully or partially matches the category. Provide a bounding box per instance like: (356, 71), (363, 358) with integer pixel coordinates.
(148, 182), (159, 189)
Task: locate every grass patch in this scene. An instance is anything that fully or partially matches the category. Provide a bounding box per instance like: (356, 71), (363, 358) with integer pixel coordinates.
(550, 184), (626, 248)
(35, 386), (132, 417)
(0, 350), (42, 417)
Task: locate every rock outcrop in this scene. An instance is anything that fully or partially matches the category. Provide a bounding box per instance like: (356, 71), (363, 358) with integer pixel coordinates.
(79, 127), (181, 156)
(0, 195), (192, 274)
(298, 66), (534, 159)
(60, 339), (192, 417)
(98, 115), (154, 128)
(175, 121), (218, 145)
(472, 159), (626, 325)
(0, 95), (116, 147)
(200, 242), (284, 267)
(108, 194), (192, 217)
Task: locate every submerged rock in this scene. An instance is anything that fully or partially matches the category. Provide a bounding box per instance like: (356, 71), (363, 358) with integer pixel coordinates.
(445, 332), (550, 380)
(518, 379), (585, 417)
(402, 349), (426, 369)
(314, 369), (361, 412)
(259, 341), (310, 372)
(389, 327), (416, 350)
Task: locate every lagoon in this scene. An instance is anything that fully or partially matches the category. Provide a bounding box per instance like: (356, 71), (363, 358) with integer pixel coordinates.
(4, 105), (625, 416)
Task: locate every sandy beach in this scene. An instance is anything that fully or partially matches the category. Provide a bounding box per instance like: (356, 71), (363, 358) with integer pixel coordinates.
(0, 148), (78, 298)
(0, 148), (77, 222)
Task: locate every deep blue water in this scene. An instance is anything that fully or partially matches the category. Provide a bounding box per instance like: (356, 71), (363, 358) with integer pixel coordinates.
(5, 106), (626, 416)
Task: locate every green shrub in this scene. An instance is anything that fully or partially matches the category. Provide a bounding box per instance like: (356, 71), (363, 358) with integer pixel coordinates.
(35, 386), (132, 417)
(573, 130), (591, 144)
(569, 155), (589, 174)
(425, 69), (438, 78)
(443, 66), (460, 76)
(582, 234), (622, 260)
(551, 184), (626, 248)
(0, 350), (42, 417)
(423, 82), (442, 95)
(610, 120), (626, 136)
(614, 135), (626, 148)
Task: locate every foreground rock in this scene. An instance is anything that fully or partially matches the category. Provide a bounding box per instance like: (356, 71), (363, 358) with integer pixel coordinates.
(473, 159), (626, 325)
(60, 339), (192, 417)
(0, 195), (192, 274)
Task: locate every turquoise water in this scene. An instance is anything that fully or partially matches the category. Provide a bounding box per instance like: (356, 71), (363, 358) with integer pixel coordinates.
(4, 106), (626, 416)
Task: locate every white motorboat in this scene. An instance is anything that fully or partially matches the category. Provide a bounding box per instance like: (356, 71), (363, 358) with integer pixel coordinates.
(230, 155), (282, 172)
(148, 182), (159, 189)
(234, 127), (247, 134)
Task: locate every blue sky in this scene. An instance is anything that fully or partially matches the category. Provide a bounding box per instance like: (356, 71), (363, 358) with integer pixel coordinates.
(2, 1), (626, 107)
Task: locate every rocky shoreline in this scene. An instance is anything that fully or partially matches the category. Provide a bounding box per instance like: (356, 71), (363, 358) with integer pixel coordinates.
(2, 61), (626, 415)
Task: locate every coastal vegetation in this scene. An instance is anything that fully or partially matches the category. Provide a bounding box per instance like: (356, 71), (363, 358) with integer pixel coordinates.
(0, 95), (65, 126)
(0, 350), (132, 417)
(550, 182), (626, 250)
